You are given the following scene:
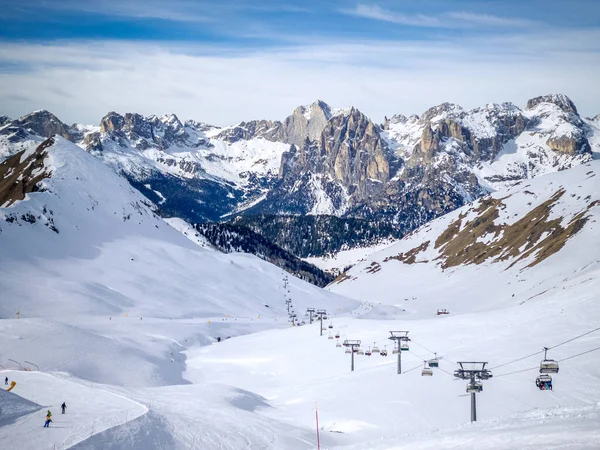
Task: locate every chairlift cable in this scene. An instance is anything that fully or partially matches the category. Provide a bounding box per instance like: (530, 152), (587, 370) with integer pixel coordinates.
(494, 365), (539, 378)
(549, 327), (600, 351)
(490, 326), (600, 370)
(490, 350), (545, 370)
(407, 350), (428, 361)
(410, 340), (436, 355)
(557, 345), (600, 362)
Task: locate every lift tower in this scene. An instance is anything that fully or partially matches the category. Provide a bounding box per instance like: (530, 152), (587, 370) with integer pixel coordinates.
(343, 340), (361, 372)
(388, 331), (410, 374)
(453, 362), (493, 422)
(315, 310), (327, 336)
(306, 308), (316, 325)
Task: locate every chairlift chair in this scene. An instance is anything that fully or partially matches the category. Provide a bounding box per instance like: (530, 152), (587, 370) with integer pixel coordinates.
(400, 342), (409, 352)
(328, 333), (333, 340)
(536, 374), (553, 390)
(335, 332), (340, 339)
(372, 343), (380, 354)
(336, 340), (342, 348)
(365, 347), (372, 356)
(380, 346), (388, 357)
(345, 346), (352, 354)
(466, 382), (483, 393)
(422, 361), (433, 376)
(540, 348), (559, 374)
(428, 353), (439, 368)
(358, 348), (364, 355)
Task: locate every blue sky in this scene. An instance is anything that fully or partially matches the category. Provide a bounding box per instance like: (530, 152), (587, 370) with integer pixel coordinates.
(0, 0), (599, 124)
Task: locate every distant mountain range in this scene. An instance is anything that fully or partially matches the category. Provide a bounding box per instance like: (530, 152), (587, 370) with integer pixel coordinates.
(1, 94), (598, 268)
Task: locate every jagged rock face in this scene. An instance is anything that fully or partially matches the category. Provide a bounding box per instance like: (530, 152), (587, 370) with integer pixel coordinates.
(83, 132), (103, 152)
(98, 111), (194, 150)
(216, 100), (334, 147)
(100, 112), (125, 134)
(0, 116), (11, 127)
(5, 110), (74, 141)
(526, 94), (578, 115)
(272, 107), (391, 212)
(216, 119), (282, 143)
(546, 133), (591, 155)
(320, 108), (389, 191)
(411, 103), (529, 163)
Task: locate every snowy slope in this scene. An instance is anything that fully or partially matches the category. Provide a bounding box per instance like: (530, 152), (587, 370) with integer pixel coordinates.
(330, 159), (600, 313)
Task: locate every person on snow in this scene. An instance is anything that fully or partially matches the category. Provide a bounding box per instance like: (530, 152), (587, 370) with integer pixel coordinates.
(4, 376), (7, 385)
(61, 402), (67, 414)
(44, 414), (52, 428)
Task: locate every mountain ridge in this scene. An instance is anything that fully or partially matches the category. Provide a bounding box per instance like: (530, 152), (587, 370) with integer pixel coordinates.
(1, 94), (597, 262)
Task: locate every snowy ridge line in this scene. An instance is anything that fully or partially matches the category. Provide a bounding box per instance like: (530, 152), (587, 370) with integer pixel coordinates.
(490, 325), (600, 370)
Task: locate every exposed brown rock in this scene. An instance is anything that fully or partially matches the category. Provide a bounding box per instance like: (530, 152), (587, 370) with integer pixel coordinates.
(0, 138), (53, 207)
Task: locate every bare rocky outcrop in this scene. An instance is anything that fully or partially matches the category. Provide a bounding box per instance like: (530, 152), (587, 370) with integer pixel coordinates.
(0, 138), (53, 207)
(546, 133), (591, 155)
(0, 110), (74, 142)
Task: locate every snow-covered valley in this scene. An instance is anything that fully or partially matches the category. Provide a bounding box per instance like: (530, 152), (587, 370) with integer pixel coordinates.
(1, 137), (599, 449)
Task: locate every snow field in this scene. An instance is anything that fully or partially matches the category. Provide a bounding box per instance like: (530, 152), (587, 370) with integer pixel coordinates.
(0, 370), (147, 450)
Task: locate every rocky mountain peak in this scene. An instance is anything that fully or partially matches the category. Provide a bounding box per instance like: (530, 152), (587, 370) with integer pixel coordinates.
(100, 112), (125, 133)
(421, 103), (464, 123)
(12, 110), (73, 141)
(526, 94), (578, 115)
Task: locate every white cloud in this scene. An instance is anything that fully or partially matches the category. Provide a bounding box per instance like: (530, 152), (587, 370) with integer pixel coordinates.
(0, 33), (599, 126)
(344, 4), (540, 28)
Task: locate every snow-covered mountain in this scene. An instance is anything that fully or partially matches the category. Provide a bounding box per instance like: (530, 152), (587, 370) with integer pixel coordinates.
(1, 95), (597, 261)
(0, 136), (356, 375)
(330, 158), (600, 311)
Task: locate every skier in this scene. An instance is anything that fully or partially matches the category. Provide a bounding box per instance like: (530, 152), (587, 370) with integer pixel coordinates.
(61, 402), (67, 414)
(44, 413), (52, 428)
(47, 409), (52, 419)
(4, 376), (7, 385)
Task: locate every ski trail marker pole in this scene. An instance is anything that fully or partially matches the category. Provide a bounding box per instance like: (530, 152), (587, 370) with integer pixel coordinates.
(315, 401), (320, 450)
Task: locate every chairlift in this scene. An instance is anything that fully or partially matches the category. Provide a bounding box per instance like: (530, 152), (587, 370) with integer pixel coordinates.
(400, 342), (409, 352)
(372, 342), (380, 354)
(428, 353), (439, 368)
(422, 361), (433, 376)
(336, 339), (342, 348)
(345, 346), (352, 354)
(335, 332), (340, 339)
(365, 347), (372, 357)
(466, 382), (483, 393)
(328, 333), (333, 340)
(380, 346), (388, 357)
(540, 347), (559, 374)
(328, 322), (333, 329)
(535, 374), (553, 390)
(358, 348), (364, 355)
